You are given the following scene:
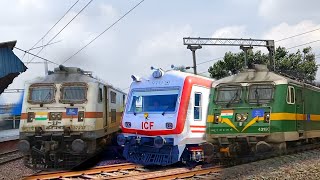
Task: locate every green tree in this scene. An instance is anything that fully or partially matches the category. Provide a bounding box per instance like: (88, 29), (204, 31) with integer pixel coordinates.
(208, 46), (318, 82)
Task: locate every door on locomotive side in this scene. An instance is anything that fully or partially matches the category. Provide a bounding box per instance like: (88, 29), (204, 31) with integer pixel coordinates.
(190, 85), (210, 137)
(294, 87), (305, 135)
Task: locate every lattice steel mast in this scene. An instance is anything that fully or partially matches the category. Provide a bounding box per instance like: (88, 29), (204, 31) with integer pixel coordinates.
(183, 37), (275, 74)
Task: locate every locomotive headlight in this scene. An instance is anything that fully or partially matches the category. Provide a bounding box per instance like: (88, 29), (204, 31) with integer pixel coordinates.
(154, 136), (165, 148)
(27, 112), (35, 123)
(236, 113), (242, 121)
(264, 113), (270, 123)
(78, 111), (84, 122)
(117, 134), (126, 146)
(152, 69), (163, 78)
(56, 112), (62, 120)
(50, 112), (56, 120)
(242, 113), (248, 121)
(214, 114), (220, 124)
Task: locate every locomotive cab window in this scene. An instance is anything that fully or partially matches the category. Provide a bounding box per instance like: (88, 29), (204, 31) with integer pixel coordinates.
(248, 84), (274, 104)
(286, 86), (295, 104)
(60, 83), (87, 104)
(194, 92), (202, 120)
(98, 87), (103, 103)
(111, 91), (117, 103)
(28, 83), (55, 104)
(216, 85), (242, 105)
(128, 88), (179, 113)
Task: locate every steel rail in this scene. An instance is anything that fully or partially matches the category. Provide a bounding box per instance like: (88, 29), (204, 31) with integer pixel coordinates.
(0, 149), (19, 157)
(0, 149), (24, 165)
(23, 163), (141, 180)
(145, 166), (222, 180)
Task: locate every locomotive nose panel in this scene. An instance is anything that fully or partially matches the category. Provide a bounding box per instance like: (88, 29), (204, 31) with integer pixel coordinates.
(21, 106), (90, 132)
(208, 107), (271, 134)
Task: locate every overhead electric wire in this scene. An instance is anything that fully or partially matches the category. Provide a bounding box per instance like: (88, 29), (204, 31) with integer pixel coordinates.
(22, 0), (79, 60)
(287, 39), (320, 50)
(276, 27), (320, 42)
(26, 0), (94, 65)
(14, 47), (59, 65)
(28, 40), (62, 51)
(28, 0), (79, 51)
(61, 0), (145, 65)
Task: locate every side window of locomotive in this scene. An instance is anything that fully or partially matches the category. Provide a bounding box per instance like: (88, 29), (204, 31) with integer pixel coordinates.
(194, 92), (202, 121)
(98, 87), (103, 103)
(111, 91), (117, 103)
(111, 109), (116, 123)
(286, 86), (295, 104)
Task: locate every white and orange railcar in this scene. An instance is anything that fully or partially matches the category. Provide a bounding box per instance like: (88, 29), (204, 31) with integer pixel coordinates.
(117, 68), (214, 166)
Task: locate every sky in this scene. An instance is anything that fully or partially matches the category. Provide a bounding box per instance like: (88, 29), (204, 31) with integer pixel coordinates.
(0, 0), (320, 103)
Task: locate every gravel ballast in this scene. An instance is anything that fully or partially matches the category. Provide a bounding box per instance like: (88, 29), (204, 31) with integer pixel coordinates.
(219, 149), (320, 180)
(0, 159), (37, 180)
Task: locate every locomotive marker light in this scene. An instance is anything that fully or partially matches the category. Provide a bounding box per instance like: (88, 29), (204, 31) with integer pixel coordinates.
(154, 136), (166, 148)
(264, 113), (270, 123)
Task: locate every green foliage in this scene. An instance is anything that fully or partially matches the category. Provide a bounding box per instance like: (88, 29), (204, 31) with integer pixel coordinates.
(208, 46), (318, 82)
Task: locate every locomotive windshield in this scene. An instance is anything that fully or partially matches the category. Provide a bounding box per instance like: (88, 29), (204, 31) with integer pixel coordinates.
(128, 87), (179, 113)
(248, 84), (274, 104)
(60, 83), (87, 103)
(28, 84), (55, 103)
(216, 85), (242, 104)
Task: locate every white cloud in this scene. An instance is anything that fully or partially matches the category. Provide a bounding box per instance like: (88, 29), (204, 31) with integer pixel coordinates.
(212, 25), (247, 38)
(258, 0), (320, 22)
(134, 25), (194, 73)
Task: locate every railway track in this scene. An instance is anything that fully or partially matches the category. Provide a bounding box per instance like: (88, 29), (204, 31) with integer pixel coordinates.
(0, 149), (24, 165)
(23, 162), (223, 180)
(23, 143), (320, 180)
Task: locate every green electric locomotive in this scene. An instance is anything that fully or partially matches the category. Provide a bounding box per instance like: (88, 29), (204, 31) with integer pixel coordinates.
(205, 64), (320, 159)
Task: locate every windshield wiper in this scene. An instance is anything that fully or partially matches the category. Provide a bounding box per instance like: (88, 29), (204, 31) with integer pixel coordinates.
(226, 90), (239, 107)
(41, 91), (52, 103)
(162, 104), (175, 116)
(39, 91), (51, 107)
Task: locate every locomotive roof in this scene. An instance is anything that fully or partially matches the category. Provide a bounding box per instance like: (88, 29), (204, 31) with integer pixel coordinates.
(211, 64), (315, 88)
(26, 66), (125, 94)
(163, 70), (214, 81)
